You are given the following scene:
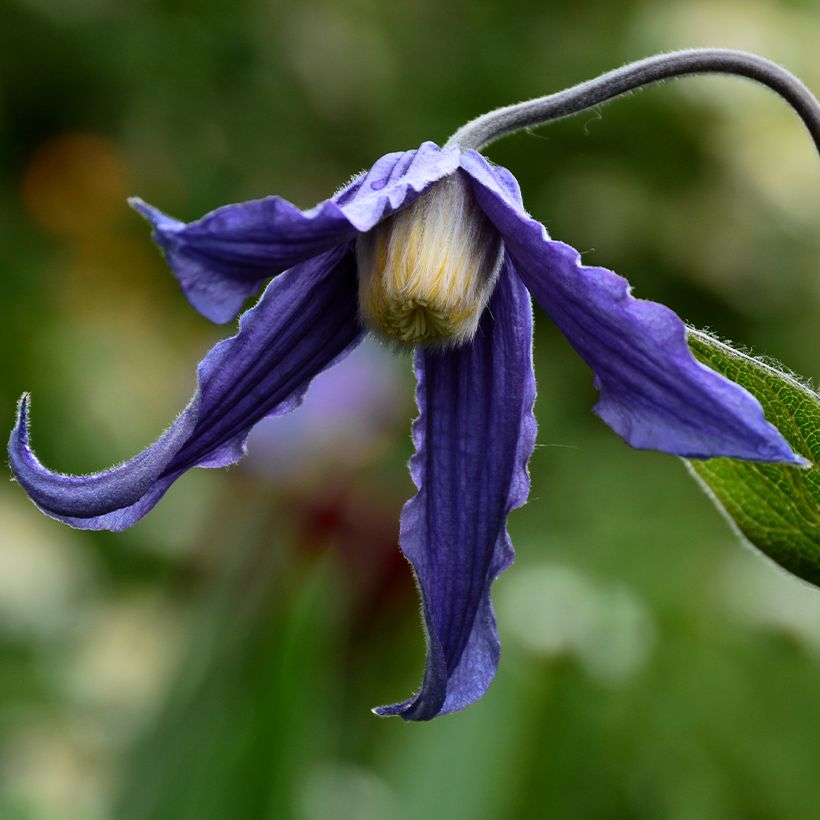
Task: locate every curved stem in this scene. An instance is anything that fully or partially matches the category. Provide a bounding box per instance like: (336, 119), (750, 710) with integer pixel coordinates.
(446, 49), (820, 154)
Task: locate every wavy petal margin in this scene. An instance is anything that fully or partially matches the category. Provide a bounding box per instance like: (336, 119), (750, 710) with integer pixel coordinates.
(375, 260), (537, 720)
(462, 150), (804, 465)
(132, 142), (459, 323)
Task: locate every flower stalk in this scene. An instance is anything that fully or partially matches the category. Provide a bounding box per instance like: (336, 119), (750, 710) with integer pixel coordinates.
(446, 49), (820, 153)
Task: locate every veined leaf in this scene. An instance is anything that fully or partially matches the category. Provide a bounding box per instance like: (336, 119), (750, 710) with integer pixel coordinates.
(686, 329), (820, 587)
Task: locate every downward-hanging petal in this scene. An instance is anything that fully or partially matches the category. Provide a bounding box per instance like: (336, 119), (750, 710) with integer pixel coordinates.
(8, 244), (364, 531)
(375, 261), (537, 721)
(132, 142), (459, 323)
(462, 151), (803, 464)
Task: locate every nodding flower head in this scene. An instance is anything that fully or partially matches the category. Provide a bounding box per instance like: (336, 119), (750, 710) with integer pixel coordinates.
(356, 172), (503, 348)
(8, 50), (817, 721)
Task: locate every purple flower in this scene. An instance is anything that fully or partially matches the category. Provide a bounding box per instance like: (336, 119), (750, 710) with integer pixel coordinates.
(8, 141), (802, 717)
(10, 50), (814, 720)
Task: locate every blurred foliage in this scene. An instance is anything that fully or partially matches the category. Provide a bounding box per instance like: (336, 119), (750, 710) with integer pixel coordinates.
(0, 0), (818, 818)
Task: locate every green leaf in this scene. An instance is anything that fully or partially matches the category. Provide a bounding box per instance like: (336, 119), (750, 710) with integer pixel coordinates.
(685, 329), (820, 587)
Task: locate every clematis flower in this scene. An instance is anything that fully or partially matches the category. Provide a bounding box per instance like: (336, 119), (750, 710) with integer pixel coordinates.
(9, 50), (817, 720)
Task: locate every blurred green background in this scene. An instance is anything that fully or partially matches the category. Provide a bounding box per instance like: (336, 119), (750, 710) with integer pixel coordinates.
(1, 0), (818, 818)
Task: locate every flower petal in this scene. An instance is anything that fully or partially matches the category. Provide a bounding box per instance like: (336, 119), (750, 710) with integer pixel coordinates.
(374, 260), (537, 720)
(132, 142), (459, 323)
(462, 151), (803, 464)
(8, 244), (364, 530)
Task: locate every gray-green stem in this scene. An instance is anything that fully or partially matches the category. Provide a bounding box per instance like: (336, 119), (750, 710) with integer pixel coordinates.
(445, 49), (820, 155)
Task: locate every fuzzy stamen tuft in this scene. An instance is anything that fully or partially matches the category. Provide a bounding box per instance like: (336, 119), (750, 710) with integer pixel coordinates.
(356, 172), (503, 348)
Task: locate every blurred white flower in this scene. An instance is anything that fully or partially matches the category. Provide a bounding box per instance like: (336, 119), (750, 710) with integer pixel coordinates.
(634, 0), (820, 225)
(718, 548), (820, 658)
(498, 561), (656, 685)
(296, 762), (398, 820)
(0, 492), (94, 640)
(61, 593), (187, 741)
(0, 716), (112, 820)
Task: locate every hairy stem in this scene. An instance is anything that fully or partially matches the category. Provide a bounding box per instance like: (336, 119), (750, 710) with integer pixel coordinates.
(446, 49), (820, 154)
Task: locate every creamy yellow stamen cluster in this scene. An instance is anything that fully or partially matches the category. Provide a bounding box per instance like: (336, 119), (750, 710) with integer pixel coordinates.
(356, 172), (503, 348)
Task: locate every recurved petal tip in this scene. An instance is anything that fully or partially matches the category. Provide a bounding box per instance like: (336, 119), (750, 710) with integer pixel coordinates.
(16, 391), (30, 417)
(11, 392), (31, 448)
(754, 438), (811, 467)
(8, 387), (199, 529)
(7, 245), (363, 532)
(128, 196), (182, 231)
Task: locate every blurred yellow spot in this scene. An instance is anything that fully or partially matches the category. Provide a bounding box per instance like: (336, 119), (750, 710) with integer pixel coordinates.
(21, 132), (128, 237)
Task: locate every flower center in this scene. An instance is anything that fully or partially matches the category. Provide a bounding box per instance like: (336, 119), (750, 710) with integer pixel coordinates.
(356, 172), (503, 348)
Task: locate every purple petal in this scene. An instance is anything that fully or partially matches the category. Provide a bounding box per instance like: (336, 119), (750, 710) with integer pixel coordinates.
(132, 142), (459, 323)
(462, 151), (803, 464)
(8, 244), (364, 530)
(374, 261), (537, 720)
